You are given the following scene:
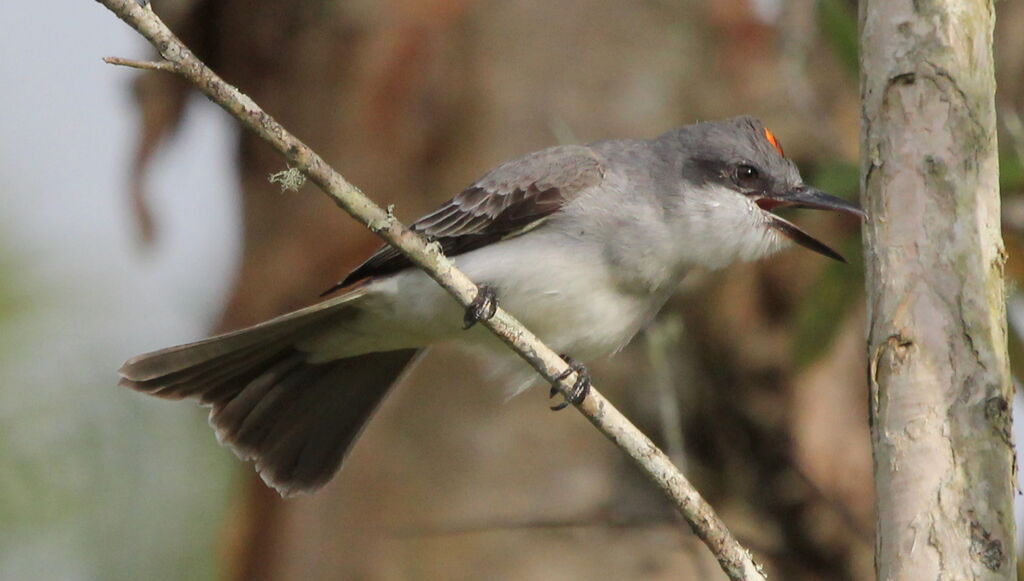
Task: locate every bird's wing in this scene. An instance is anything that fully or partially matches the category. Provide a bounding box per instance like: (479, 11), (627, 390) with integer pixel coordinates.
(328, 144), (605, 291)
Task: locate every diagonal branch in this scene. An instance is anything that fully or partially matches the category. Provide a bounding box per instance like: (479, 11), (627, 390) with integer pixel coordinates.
(94, 1), (767, 579)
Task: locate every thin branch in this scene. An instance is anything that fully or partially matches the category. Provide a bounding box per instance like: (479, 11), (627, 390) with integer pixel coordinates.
(102, 56), (175, 72)
(645, 315), (688, 470)
(93, 1), (767, 579)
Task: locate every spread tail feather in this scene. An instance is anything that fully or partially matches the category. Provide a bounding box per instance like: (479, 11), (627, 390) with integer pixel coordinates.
(118, 288), (422, 496)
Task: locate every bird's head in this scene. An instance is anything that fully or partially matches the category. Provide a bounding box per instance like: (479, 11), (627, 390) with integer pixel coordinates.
(657, 116), (864, 269)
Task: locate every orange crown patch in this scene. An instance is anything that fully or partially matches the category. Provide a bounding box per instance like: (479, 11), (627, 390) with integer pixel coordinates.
(764, 128), (785, 157)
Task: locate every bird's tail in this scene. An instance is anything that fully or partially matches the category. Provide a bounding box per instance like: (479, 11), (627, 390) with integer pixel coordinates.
(118, 288), (422, 496)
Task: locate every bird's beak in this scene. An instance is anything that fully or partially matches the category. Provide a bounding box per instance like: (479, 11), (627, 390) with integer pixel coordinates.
(768, 185), (866, 219)
(756, 185), (865, 263)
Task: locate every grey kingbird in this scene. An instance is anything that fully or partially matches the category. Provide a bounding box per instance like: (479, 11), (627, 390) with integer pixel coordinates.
(119, 116), (864, 496)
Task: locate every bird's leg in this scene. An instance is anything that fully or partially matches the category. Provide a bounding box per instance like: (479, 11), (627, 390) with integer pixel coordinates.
(549, 355), (591, 411)
(463, 284), (499, 329)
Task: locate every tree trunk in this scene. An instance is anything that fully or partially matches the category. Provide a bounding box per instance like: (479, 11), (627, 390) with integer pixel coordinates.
(859, 1), (1015, 579)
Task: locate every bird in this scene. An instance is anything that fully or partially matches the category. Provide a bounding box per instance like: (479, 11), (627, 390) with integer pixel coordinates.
(119, 116), (864, 496)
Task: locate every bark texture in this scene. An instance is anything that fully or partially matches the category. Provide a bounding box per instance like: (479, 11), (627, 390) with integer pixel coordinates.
(860, 1), (1015, 579)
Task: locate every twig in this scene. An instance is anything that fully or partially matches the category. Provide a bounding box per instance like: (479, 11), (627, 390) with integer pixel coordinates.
(644, 315), (687, 470)
(93, 1), (768, 579)
(102, 56), (174, 72)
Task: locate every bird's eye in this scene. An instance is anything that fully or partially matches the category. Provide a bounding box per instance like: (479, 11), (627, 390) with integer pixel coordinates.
(734, 164), (761, 190)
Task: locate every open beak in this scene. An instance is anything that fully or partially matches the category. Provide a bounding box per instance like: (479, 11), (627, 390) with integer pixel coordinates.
(756, 186), (865, 263)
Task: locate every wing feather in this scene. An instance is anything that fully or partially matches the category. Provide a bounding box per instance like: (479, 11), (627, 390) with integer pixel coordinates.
(326, 145), (604, 292)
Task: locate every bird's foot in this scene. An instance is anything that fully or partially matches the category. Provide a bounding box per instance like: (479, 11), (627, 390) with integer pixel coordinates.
(549, 355), (591, 411)
(463, 284), (498, 329)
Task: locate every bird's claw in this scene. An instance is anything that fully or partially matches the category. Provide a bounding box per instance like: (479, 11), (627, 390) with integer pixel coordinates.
(463, 284), (498, 329)
(549, 355), (591, 411)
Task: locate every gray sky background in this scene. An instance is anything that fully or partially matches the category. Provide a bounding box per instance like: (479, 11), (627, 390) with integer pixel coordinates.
(0, 4), (239, 580)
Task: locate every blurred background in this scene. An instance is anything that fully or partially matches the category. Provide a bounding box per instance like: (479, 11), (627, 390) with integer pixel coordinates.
(3, 0), (1024, 579)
